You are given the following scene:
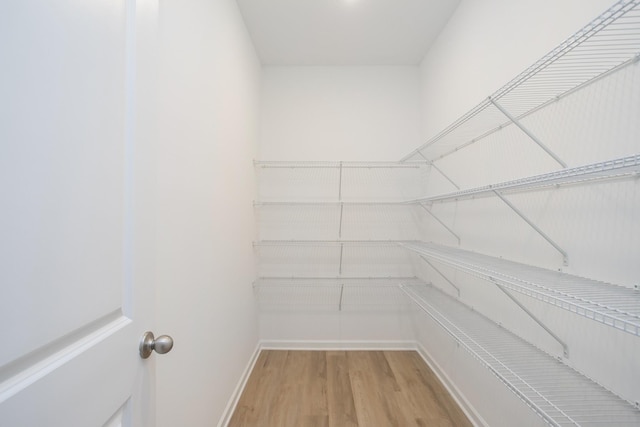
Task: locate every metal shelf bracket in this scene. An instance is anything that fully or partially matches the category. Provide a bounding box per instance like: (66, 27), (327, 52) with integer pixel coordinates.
(430, 163), (460, 190)
(419, 255), (461, 297)
(338, 202), (344, 238)
(491, 279), (569, 358)
(489, 97), (567, 169)
(418, 204), (461, 245)
(493, 190), (568, 266)
(417, 150), (460, 190)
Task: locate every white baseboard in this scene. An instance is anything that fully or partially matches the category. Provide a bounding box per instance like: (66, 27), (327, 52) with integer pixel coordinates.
(259, 339), (416, 351)
(415, 342), (488, 427)
(217, 342), (262, 427)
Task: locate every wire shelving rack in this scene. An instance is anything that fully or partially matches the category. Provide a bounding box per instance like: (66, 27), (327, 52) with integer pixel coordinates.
(254, 160), (427, 169)
(255, 159), (428, 204)
(253, 3), (640, 423)
(255, 277), (420, 310)
(401, 0), (640, 164)
(255, 240), (417, 280)
(402, 242), (640, 336)
(255, 239), (416, 246)
(256, 155), (640, 206)
(408, 155), (640, 204)
(254, 201), (414, 206)
(401, 283), (640, 427)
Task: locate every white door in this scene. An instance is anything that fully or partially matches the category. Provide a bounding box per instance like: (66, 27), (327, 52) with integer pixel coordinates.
(0, 1), (161, 426)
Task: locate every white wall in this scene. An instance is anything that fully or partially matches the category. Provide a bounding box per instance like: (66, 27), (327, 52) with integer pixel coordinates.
(414, 0), (640, 424)
(151, 1), (261, 426)
(256, 66), (424, 345)
(259, 66), (422, 161)
(419, 0), (615, 139)
(253, 1), (639, 425)
(255, 164), (426, 346)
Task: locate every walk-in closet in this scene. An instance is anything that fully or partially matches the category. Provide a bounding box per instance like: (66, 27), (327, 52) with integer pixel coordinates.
(249, 0), (640, 425)
(2, 0), (638, 426)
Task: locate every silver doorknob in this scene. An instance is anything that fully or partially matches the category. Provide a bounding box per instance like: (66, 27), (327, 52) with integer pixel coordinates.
(139, 331), (174, 359)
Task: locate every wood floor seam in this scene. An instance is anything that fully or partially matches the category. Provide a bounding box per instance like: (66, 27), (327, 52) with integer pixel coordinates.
(228, 350), (472, 427)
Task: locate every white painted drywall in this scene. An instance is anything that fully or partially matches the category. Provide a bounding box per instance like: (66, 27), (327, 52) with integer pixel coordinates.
(256, 68), (426, 348)
(414, 0), (640, 421)
(259, 66), (422, 161)
(419, 0), (616, 139)
(256, 67), (425, 346)
(151, 1), (261, 426)
(255, 164), (427, 344)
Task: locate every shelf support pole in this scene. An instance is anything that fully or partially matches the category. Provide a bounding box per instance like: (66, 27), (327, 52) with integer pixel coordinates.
(338, 202), (344, 238)
(419, 255), (460, 297)
(338, 283), (344, 311)
(431, 163), (461, 190)
(417, 151), (460, 190)
(489, 97), (567, 168)
(491, 279), (569, 358)
(338, 161), (343, 201)
(493, 190), (568, 266)
(338, 243), (344, 275)
(418, 204), (461, 245)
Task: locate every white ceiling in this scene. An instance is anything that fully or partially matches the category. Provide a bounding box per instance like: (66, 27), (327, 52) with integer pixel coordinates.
(236, 0), (461, 66)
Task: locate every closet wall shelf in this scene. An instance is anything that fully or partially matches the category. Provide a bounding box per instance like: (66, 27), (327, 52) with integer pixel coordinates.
(401, 0), (640, 162)
(257, 155), (640, 206)
(408, 155), (640, 204)
(402, 242), (640, 336)
(256, 276), (419, 282)
(254, 160), (427, 169)
(254, 240), (417, 247)
(401, 284), (640, 427)
(254, 277), (420, 310)
(254, 201), (412, 206)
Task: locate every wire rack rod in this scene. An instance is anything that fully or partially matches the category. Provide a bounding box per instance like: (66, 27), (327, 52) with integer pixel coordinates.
(254, 278), (422, 309)
(255, 160), (427, 169)
(407, 155), (640, 204)
(256, 276), (419, 282)
(401, 242), (640, 336)
(254, 239), (417, 247)
(254, 201), (414, 206)
(401, 0), (640, 162)
(401, 284), (640, 426)
(257, 155), (639, 206)
(402, 285), (572, 426)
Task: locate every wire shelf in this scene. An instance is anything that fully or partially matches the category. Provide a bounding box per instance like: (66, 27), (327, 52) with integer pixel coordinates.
(256, 203), (427, 242)
(402, 284), (640, 427)
(402, 242), (640, 336)
(254, 277), (420, 310)
(255, 239), (416, 247)
(254, 160), (428, 169)
(255, 240), (416, 278)
(257, 155), (640, 205)
(402, 0), (640, 163)
(408, 155), (640, 204)
(256, 160), (428, 202)
(254, 201), (413, 206)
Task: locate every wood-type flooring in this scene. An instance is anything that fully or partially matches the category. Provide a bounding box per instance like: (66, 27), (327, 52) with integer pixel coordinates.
(228, 350), (473, 427)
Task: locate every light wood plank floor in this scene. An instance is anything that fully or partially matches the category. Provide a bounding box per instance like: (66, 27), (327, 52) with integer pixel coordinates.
(228, 350), (472, 427)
